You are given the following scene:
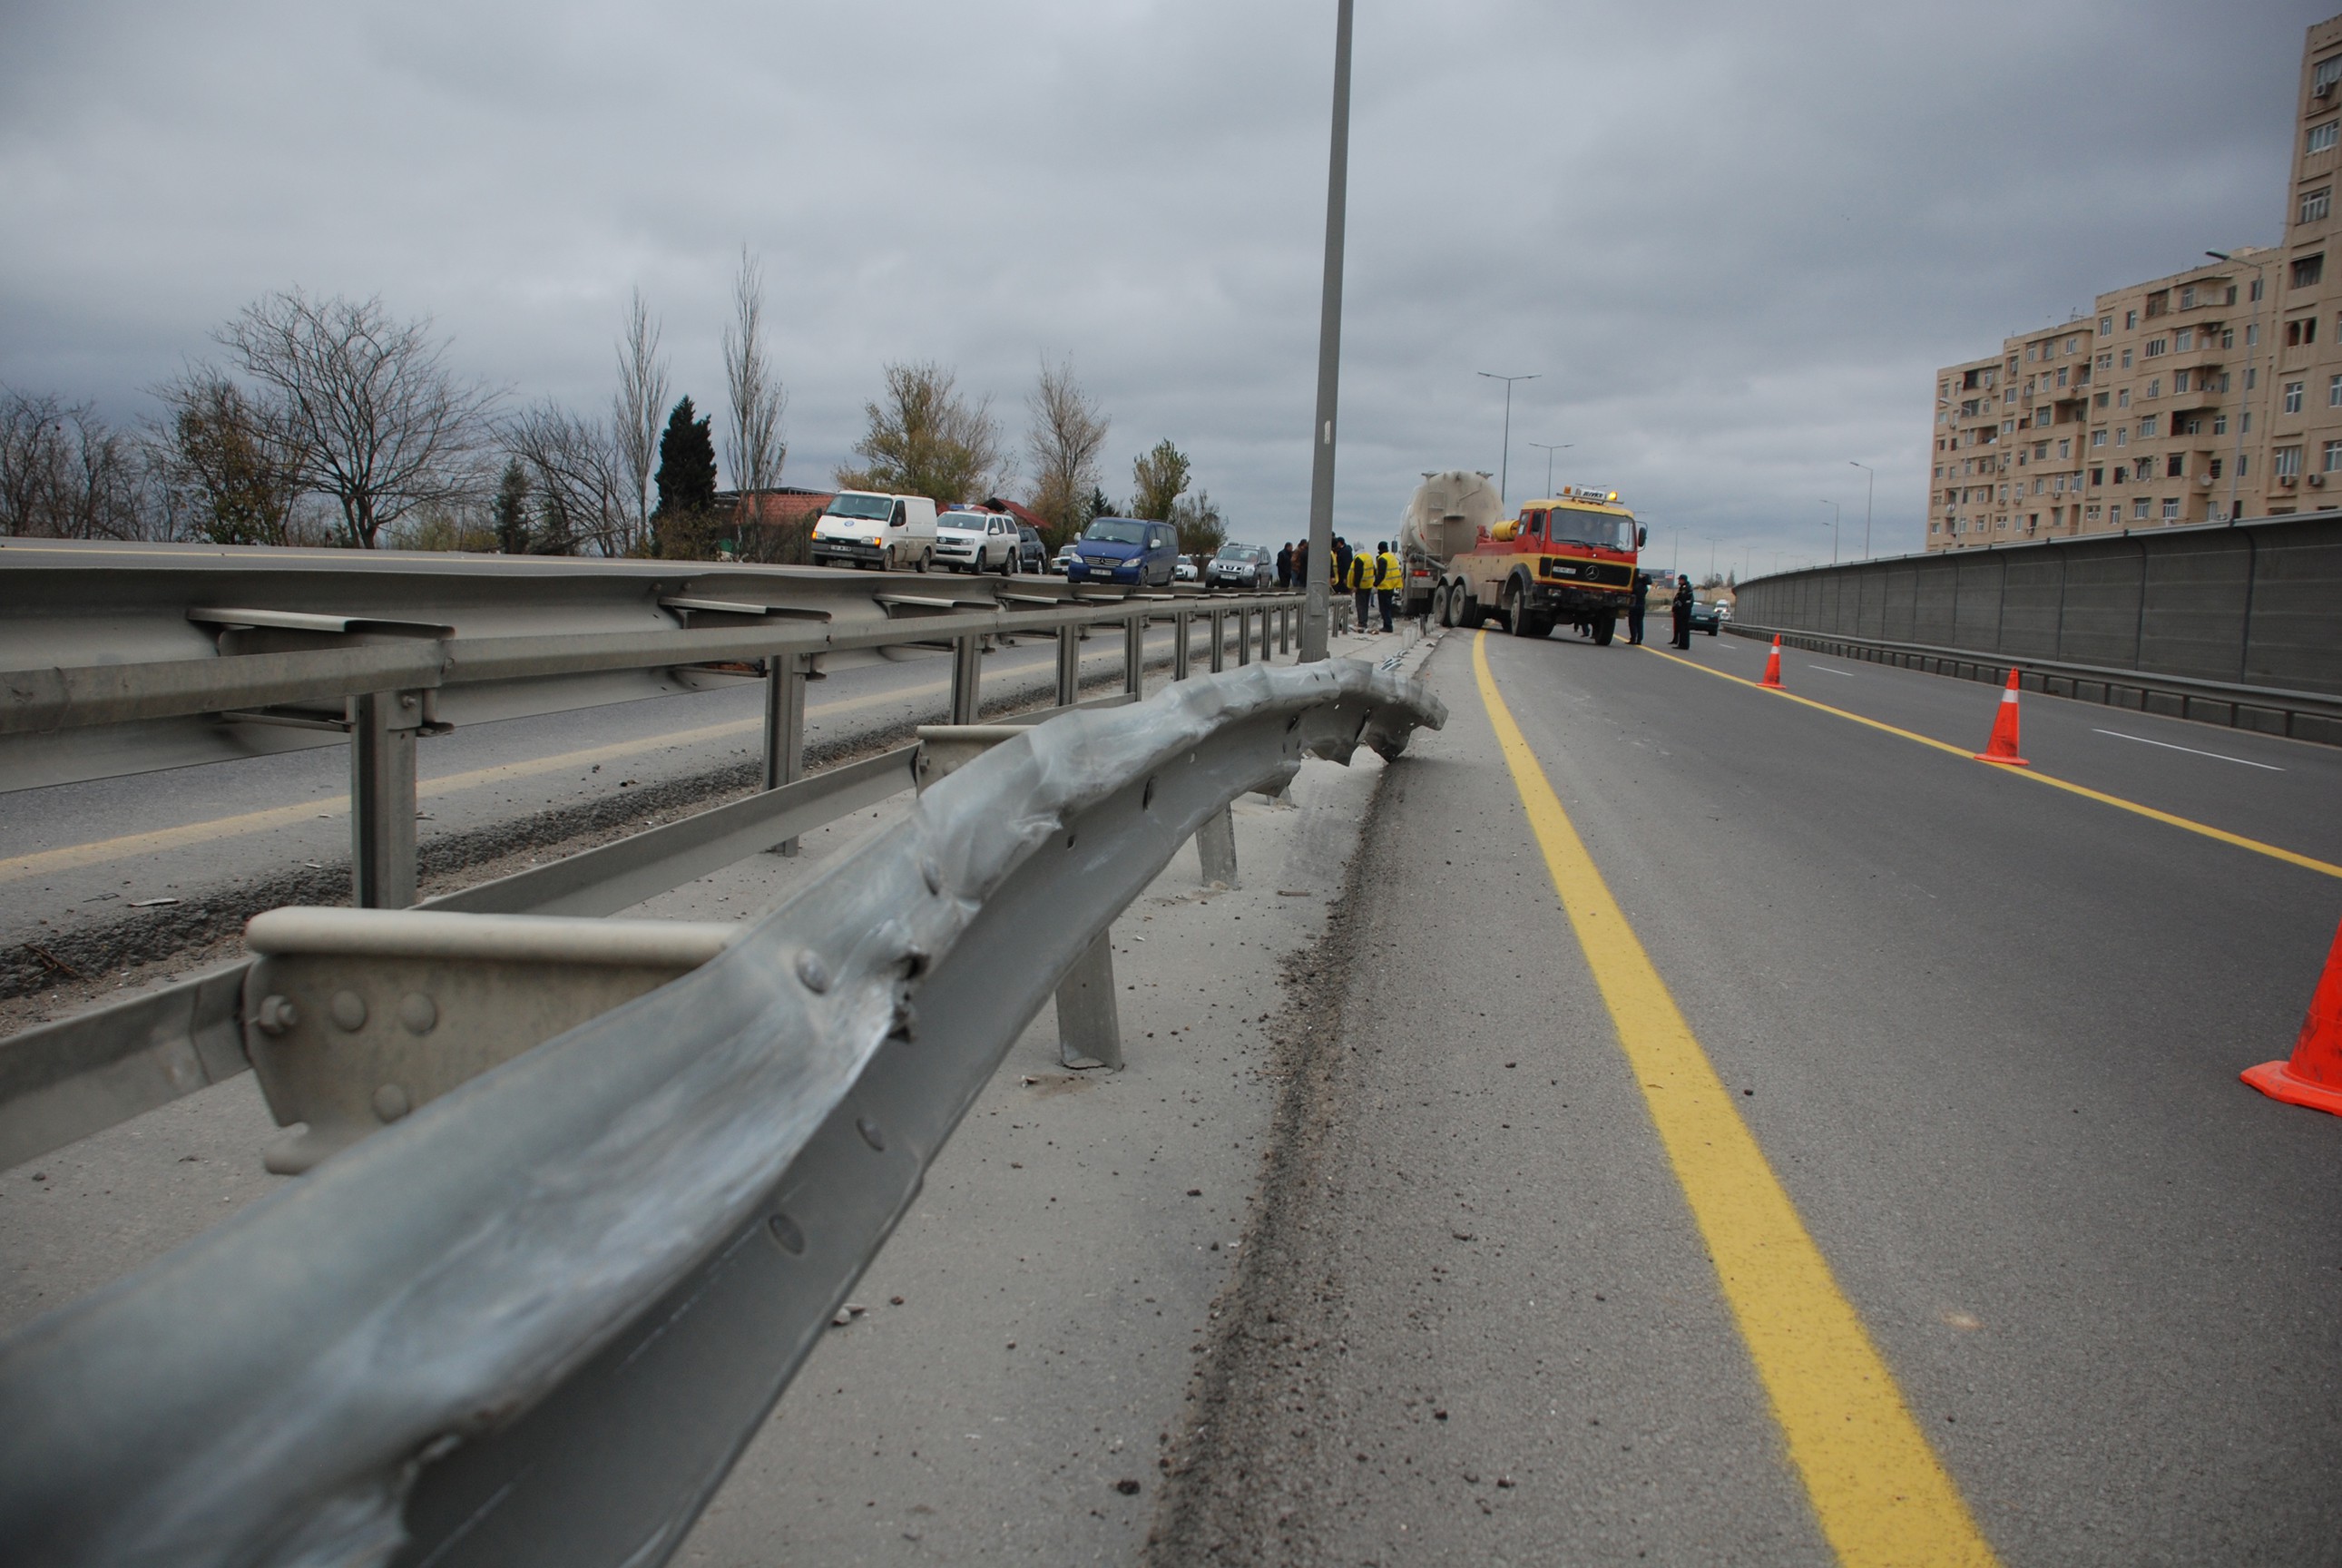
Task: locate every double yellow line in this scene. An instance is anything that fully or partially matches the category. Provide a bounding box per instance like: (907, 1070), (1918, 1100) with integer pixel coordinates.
(1473, 632), (1999, 1567)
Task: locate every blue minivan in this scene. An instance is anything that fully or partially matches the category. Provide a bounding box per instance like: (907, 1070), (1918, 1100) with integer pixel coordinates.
(1065, 516), (1180, 587)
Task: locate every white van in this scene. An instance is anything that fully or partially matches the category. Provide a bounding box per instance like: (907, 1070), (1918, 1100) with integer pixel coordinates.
(810, 492), (938, 572)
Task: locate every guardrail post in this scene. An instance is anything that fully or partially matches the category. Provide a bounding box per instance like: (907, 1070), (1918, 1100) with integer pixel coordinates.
(1123, 613), (1145, 698)
(1279, 605), (1290, 655)
(1259, 604), (1274, 663)
(1236, 607), (1253, 667)
(1054, 931), (1124, 1071)
(1209, 608), (1226, 672)
(1056, 619), (1081, 706)
(1174, 610), (1192, 680)
(951, 634), (983, 725)
(1197, 805), (1238, 887)
(350, 691), (421, 909)
(763, 653), (808, 857)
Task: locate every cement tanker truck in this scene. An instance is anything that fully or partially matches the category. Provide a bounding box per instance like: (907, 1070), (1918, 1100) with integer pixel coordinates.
(1401, 470), (1648, 644)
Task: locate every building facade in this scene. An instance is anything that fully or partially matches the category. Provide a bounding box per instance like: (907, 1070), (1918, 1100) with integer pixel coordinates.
(1928, 15), (2342, 551)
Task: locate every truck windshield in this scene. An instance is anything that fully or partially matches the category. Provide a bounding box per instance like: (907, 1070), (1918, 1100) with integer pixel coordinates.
(828, 493), (894, 520)
(1549, 508), (1637, 551)
(1084, 519), (1149, 545)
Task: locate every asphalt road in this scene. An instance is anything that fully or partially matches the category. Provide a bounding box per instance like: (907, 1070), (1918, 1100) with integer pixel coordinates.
(1158, 625), (2342, 1565)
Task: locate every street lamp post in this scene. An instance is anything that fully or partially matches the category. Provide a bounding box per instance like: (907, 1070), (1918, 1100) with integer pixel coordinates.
(1477, 371), (1540, 509)
(1848, 461), (1874, 558)
(1527, 440), (1572, 498)
(1820, 500), (1840, 564)
(2207, 250), (2268, 524)
(1298, 0), (1356, 663)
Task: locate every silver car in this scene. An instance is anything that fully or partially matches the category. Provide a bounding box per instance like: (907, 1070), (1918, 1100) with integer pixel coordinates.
(1206, 544), (1271, 590)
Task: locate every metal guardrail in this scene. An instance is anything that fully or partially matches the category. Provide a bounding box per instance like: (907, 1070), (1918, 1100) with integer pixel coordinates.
(0, 658), (1445, 1568)
(1727, 620), (2342, 743)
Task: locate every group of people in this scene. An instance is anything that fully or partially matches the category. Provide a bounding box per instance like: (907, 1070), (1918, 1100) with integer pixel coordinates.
(1270, 536), (1404, 633)
(1625, 571), (1696, 648)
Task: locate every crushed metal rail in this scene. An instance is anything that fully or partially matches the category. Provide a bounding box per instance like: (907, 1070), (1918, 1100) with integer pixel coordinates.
(0, 658), (1445, 1568)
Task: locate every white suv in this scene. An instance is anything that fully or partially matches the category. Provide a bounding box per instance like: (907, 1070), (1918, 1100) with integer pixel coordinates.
(935, 506), (1021, 573)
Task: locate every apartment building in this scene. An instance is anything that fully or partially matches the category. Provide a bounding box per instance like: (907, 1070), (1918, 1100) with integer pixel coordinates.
(1927, 15), (2342, 551)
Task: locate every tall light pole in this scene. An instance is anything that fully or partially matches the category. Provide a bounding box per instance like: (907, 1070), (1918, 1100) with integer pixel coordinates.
(1820, 500), (1840, 563)
(1477, 371), (1540, 509)
(2208, 250), (2268, 524)
(1527, 440), (1572, 497)
(1848, 460), (1874, 558)
(1298, 0), (1355, 663)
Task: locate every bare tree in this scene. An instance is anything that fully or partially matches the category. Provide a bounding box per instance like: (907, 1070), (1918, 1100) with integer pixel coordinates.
(0, 388), (154, 539)
(722, 250), (787, 494)
(611, 288), (668, 555)
(503, 401), (634, 556)
(1024, 356), (1109, 550)
(151, 369), (308, 545)
(214, 289), (497, 548)
(836, 361), (1003, 505)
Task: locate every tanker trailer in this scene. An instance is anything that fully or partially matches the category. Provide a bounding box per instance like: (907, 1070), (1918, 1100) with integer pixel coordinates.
(1396, 469), (1504, 620)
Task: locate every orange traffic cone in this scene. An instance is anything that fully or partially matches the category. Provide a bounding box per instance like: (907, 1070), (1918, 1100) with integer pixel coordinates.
(1759, 636), (1783, 689)
(2242, 916), (2342, 1116)
(1974, 668), (2028, 766)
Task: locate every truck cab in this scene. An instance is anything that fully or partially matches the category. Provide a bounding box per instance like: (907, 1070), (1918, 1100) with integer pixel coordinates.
(1436, 487), (1645, 644)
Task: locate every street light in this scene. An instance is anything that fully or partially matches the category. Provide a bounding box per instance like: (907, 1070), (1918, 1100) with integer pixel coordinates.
(1527, 440), (1573, 497)
(1477, 371), (1541, 508)
(1820, 500), (1840, 564)
(1848, 461), (1874, 558)
(2208, 250), (2268, 524)
(1298, 0), (1355, 663)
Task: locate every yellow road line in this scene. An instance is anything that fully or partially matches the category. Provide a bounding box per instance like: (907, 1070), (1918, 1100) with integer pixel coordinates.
(1640, 644), (2342, 882)
(1473, 632), (1998, 1568)
(0, 674), (967, 883)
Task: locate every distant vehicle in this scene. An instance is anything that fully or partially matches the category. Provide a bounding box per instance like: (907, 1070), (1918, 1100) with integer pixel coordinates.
(935, 505), (1020, 573)
(810, 492), (937, 572)
(1016, 524), (1046, 573)
(1173, 559), (1200, 583)
(1207, 544), (1272, 590)
(1065, 516), (1180, 587)
(1690, 598), (1722, 636)
(1051, 542), (1080, 574)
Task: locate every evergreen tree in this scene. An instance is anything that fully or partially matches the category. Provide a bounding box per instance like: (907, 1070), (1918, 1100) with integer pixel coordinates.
(652, 396), (720, 556)
(492, 457), (532, 554)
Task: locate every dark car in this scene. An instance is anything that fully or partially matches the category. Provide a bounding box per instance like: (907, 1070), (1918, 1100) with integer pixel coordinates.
(1065, 516), (1180, 587)
(1690, 597), (1721, 636)
(1016, 524), (1046, 573)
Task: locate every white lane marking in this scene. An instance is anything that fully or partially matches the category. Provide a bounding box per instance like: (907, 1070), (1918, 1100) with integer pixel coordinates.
(1804, 664), (1855, 677)
(2092, 729), (2285, 771)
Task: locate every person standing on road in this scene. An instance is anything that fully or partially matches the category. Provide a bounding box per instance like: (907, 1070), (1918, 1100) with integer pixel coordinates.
(1293, 537), (1308, 599)
(1276, 542), (1294, 590)
(1374, 541), (1400, 633)
(1628, 571), (1650, 646)
(1347, 547), (1375, 633)
(1671, 575), (1693, 649)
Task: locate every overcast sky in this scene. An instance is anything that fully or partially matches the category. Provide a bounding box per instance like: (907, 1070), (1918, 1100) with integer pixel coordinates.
(2, 0), (2329, 573)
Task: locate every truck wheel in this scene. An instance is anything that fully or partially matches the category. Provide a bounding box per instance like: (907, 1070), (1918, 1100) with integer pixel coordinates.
(1505, 581), (1549, 639)
(1592, 610), (1616, 646)
(1455, 589), (1484, 630)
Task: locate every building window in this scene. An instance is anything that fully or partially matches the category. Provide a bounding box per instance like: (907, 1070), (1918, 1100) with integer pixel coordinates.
(2166, 454), (2185, 478)
(2175, 370), (2192, 393)
(2121, 348), (2134, 368)
(2118, 388), (2131, 408)
(2275, 445), (2304, 477)
(2092, 429), (2107, 447)
(2161, 498), (2180, 520)
(2090, 467), (2104, 486)
(2146, 378), (2161, 399)
(2146, 290), (2170, 318)
(2288, 317), (2319, 346)
(2133, 498), (2151, 520)
(2058, 438), (2072, 458)
(2055, 367), (2068, 388)
(2210, 457), (2223, 479)
(2287, 379), (2306, 413)
(2214, 414), (2228, 436)
(2325, 440), (2342, 472)
(2251, 278), (2265, 302)
(2221, 328), (2235, 348)
(2317, 54), (2342, 94)
(2145, 337), (2167, 358)
(2115, 428), (2129, 446)
(2292, 254), (2325, 289)
(2176, 328), (2195, 350)
(2180, 286), (2198, 309)
(2125, 309), (2139, 328)
(2139, 416), (2158, 436)
(2099, 315), (2113, 335)
(2064, 337), (2079, 354)
(2307, 188), (2334, 226)
(2314, 121), (2341, 154)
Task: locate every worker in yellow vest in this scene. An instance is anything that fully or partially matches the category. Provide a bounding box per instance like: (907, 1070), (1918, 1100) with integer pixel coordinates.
(1346, 547), (1373, 633)
(1374, 543), (1402, 633)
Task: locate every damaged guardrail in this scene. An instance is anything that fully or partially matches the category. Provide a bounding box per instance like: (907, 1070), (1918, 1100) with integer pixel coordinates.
(0, 658), (1445, 1568)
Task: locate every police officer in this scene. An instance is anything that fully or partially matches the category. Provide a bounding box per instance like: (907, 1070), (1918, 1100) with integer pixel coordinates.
(1628, 571), (1650, 645)
(1671, 575), (1694, 649)
(1374, 541), (1401, 633)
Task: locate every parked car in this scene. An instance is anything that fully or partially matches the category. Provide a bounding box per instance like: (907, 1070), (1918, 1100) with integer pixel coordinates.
(935, 505), (1021, 573)
(1017, 525), (1047, 573)
(1051, 542), (1080, 574)
(1206, 544), (1273, 590)
(810, 492), (937, 572)
(1065, 516), (1180, 587)
(1173, 559), (1200, 583)
(1690, 597), (1722, 636)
